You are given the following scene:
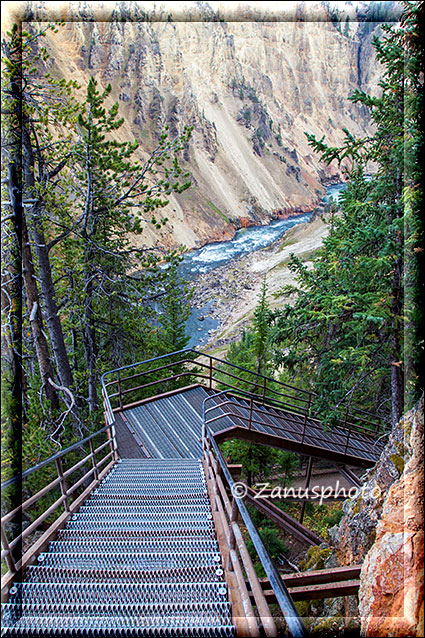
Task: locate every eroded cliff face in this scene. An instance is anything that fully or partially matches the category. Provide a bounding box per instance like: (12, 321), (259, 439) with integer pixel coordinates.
(18, 1), (383, 248)
(297, 398), (424, 636)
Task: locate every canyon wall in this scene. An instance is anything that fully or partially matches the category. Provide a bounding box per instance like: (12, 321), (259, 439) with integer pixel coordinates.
(7, 1), (392, 248)
(299, 397), (423, 635)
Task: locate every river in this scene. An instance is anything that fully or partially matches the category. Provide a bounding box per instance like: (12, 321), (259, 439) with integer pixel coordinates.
(182, 183), (346, 347)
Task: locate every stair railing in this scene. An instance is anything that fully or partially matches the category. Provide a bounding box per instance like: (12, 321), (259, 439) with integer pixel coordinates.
(202, 386), (386, 468)
(202, 397), (308, 638)
(1, 425), (117, 598)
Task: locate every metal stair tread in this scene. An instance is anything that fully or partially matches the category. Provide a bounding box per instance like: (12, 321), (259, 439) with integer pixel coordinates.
(8, 581), (229, 602)
(2, 458), (234, 636)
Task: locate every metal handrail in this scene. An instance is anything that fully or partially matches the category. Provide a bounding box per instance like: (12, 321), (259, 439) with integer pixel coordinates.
(202, 386), (379, 449)
(1, 425), (110, 491)
(1, 424), (117, 591)
(101, 348), (312, 397)
(202, 394), (308, 637)
(100, 348), (381, 434)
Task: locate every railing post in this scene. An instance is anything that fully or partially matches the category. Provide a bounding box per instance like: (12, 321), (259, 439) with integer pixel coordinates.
(107, 422), (119, 461)
(117, 371), (123, 410)
(344, 427), (351, 455)
(228, 497), (239, 550)
(262, 376), (267, 403)
(202, 399), (207, 451)
(202, 425), (206, 453)
(343, 402), (350, 429)
(55, 457), (70, 512)
(89, 437), (99, 482)
(301, 393), (312, 443)
(209, 357), (214, 390)
(299, 456), (313, 524)
(1, 525), (16, 575)
(248, 397), (253, 430)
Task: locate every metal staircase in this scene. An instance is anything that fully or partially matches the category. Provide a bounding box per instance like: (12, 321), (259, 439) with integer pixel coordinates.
(2, 348), (387, 636)
(2, 458), (234, 636)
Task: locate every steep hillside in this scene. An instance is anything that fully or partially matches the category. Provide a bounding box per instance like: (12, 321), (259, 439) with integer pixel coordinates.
(11, 1), (388, 248)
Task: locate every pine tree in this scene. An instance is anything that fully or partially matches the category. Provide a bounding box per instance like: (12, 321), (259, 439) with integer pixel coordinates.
(252, 278), (272, 376)
(1, 25), (195, 467)
(157, 262), (192, 354)
(271, 4), (422, 426)
(2, 22), (83, 444)
(217, 281), (274, 394)
(217, 281), (285, 487)
(69, 77), (192, 411)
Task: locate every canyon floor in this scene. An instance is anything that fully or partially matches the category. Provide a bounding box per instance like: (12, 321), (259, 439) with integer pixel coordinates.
(191, 212), (330, 356)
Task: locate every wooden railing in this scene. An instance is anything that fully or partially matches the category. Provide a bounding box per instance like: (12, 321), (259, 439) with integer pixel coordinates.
(1, 424), (118, 598)
(101, 348), (383, 437)
(202, 420), (308, 638)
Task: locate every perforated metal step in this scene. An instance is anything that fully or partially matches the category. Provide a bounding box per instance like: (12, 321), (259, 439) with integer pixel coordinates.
(8, 582), (229, 605)
(2, 458), (234, 637)
(48, 539), (219, 554)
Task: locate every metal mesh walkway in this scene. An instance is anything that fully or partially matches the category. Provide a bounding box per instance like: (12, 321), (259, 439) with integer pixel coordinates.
(2, 459), (235, 637)
(119, 387), (221, 459)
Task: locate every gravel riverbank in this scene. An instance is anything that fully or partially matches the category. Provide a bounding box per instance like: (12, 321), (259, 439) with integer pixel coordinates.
(190, 213), (330, 353)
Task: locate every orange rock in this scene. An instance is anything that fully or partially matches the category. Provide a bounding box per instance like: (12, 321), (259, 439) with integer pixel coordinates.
(238, 217), (252, 228)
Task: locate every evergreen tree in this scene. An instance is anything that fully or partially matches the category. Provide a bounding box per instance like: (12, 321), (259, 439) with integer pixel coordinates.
(271, 4), (423, 426)
(252, 278), (272, 376)
(2, 25), (194, 469)
(217, 281), (299, 486)
(157, 262), (192, 354)
(2, 22), (83, 446)
(68, 77), (192, 412)
(217, 280), (275, 395)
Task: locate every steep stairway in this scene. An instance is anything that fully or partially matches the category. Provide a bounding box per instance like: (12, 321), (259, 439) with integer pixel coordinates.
(2, 458), (235, 636)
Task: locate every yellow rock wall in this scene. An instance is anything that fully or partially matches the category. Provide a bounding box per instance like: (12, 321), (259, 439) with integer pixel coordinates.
(4, 1), (384, 249)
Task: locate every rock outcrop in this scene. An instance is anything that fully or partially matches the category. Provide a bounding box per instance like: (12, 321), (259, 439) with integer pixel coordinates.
(358, 397), (424, 637)
(322, 397), (424, 636)
(334, 407), (414, 566)
(5, 1), (391, 249)
(295, 397), (424, 635)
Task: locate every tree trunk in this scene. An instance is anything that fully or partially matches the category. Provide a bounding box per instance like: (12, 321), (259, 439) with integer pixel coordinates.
(84, 247), (98, 412)
(391, 256), (404, 427)
(21, 212), (60, 409)
(21, 126), (76, 395)
(82, 272), (99, 413)
(246, 445), (253, 488)
(390, 165), (404, 427)
(2, 162), (24, 481)
(30, 209), (77, 392)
